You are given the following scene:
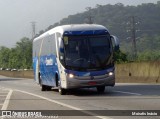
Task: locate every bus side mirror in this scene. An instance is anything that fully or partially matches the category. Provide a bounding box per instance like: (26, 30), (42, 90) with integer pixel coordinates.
(111, 35), (120, 51)
(58, 37), (64, 54)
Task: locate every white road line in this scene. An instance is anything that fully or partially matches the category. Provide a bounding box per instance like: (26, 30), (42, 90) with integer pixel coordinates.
(15, 89), (112, 119)
(1, 90), (13, 110)
(113, 90), (142, 96)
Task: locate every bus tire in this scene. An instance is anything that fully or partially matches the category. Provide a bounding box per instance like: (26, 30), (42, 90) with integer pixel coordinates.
(58, 87), (67, 95)
(41, 85), (51, 91)
(97, 86), (105, 93)
(39, 73), (47, 91)
(41, 85), (47, 91)
(46, 86), (52, 91)
(56, 74), (67, 95)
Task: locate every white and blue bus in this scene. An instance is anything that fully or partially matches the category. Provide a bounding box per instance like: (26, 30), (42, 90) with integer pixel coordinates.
(33, 24), (119, 95)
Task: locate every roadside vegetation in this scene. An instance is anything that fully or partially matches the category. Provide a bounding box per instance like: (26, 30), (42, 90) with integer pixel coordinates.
(0, 37), (32, 69)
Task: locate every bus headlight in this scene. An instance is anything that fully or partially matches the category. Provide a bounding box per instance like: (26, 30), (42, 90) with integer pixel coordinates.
(69, 74), (74, 78)
(108, 72), (113, 76)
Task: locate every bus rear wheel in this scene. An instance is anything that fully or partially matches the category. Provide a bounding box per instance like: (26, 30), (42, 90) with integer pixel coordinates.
(41, 84), (52, 91)
(41, 85), (47, 91)
(96, 86), (105, 93)
(39, 74), (51, 91)
(39, 75), (45, 91)
(46, 86), (52, 91)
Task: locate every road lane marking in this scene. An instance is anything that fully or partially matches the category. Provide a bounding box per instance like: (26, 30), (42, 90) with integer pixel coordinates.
(1, 90), (13, 110)
(15, 89), (112, 119)
(113, 90), (142, 96)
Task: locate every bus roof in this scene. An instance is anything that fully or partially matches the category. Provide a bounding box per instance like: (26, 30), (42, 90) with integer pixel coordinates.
(34, 24), (109, 41)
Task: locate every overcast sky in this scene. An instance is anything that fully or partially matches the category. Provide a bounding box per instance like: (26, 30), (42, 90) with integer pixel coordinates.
(0, 0), (159, 47)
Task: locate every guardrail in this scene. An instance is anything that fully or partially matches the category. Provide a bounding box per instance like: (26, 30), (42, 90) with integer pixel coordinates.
(0, 62), (160, 83)
(116, 61), (160, 83)
(0, 70), (34, 79)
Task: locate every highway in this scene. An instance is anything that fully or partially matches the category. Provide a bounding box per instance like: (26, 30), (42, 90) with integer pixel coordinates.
(0, 75), (160, 119)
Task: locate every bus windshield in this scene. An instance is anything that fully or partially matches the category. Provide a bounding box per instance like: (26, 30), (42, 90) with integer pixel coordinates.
(64, 35), (112, 71)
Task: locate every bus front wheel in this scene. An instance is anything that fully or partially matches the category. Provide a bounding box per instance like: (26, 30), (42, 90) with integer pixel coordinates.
(56, 74), (67, 95)
(58, 87), (67, 95)
(97, 86), (105, 93)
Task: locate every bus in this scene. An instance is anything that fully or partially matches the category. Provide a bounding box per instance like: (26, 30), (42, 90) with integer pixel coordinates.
(33, 24), (119, 95)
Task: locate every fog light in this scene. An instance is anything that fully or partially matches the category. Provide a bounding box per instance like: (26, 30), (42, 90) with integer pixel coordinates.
(108, 72), (113, 76)
(69, 74), (74, 78)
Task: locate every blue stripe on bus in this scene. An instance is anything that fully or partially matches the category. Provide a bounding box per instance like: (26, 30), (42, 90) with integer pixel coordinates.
(64, 30), (108, 35)
(33, 55), (59, 86)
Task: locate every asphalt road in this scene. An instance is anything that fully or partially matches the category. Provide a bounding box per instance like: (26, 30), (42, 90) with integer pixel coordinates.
(0, 75), (160, 119)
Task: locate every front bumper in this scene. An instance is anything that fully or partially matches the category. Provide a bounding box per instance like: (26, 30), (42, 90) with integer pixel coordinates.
(65, 74), (115, 89)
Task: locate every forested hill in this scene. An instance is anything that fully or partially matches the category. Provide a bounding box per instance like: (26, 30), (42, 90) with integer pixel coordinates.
(0, 2), (160, 69)
(43, 2), (160, 38)
(38, 2), (160, 55)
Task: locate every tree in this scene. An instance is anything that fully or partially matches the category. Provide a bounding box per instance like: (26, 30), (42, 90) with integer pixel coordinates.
(114, 50), (128, 63)
(0, 37), (32, 69)
(0, 46), (11, 68)
(15, 37), (32, 69)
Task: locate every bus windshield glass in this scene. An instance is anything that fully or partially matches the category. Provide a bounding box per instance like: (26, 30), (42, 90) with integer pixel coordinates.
(64, 35), (112, 70)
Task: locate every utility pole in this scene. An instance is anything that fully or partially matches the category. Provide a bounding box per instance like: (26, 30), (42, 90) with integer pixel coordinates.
(85, 7), (93, 24)
(127, 16), (138, 60)
(31, 21), (36, 39)
(131, 16), (137, 60)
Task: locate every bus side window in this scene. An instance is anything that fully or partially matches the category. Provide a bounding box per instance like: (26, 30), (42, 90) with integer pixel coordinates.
(51, 34), (56, 56)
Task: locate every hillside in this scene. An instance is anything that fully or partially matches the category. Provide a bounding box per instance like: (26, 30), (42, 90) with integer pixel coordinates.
(37, 2), (160, 60)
